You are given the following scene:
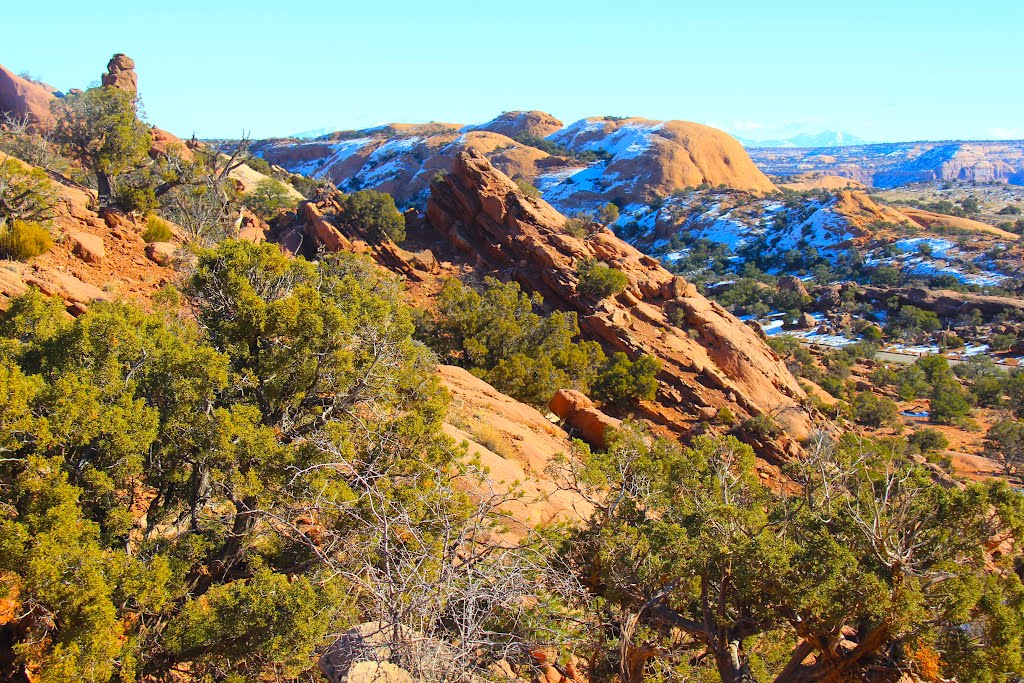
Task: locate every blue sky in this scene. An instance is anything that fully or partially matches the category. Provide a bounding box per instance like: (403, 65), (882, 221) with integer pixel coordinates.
(5, 0), (1023, 142)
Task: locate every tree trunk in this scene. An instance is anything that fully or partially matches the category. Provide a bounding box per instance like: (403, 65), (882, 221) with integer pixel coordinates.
(96, 171), (113, 206)
(715, 643), (757, 683)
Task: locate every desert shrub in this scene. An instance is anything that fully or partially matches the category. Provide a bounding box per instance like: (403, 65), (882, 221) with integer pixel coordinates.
(339, 189), (405, 243)
(970, 374), (1004, 407)
(244, 178), (297, 219)
(0, 219), (53, 260)
(556, 425), (1024, 683)
(577, 260), (628, 299)
(930, 377), (973, 424)
(468, 421), (517, 461)
(514, 178), (541, 199)
(290, 174), (324, 199)
(598, 202), (620, 225)
(0, 157), (59, 225)
(112, 176), (158, 214)
(741, 413), (782, 438)
(908, 428), (949, 454)
(591, 352), (660, 407)
(419, 277), (605, 407)
(886, 306), (941, 341)
(716, 406), (736, 425)
(895, 364), (930, 400)
(563, 217), (588, 239)
(818, 375), (846, 399)
(51, 85), (151, 204)
(851, 391), (899, 428)
(246, 156), (273, 175)
(142, 214), (174, 243)
(991, 333), (1016, 351)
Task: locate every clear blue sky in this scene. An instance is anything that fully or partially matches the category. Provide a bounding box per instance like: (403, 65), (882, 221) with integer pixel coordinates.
(5, 0), (1023, 142)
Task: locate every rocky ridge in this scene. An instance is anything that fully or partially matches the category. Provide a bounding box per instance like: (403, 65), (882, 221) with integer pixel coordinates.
(294, 150), (814, 465)
(248, 114), (776, 211)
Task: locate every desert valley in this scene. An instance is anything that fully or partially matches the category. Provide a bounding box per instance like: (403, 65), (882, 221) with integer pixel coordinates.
(1, 47), (1023, 683)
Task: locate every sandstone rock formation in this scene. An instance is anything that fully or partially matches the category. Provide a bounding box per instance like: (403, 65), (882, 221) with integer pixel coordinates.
(0, 64), (55, 124)
(859, 285), (1024, 319)
(473, 110), (564, 139)
(101, 54), (138, 91)
(249, 114), (776, 210)
(548, 117), (777, 200)
(899, 207), (1020, 240)
(778, 172), (866, 191)
(252, 129), (559, 205)
(423, 150), (811, 463)
(549, 389), (621, 449)
(438, 365), (591, 535)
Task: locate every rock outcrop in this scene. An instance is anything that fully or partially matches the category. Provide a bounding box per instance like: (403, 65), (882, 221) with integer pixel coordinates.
(899, 207), (1020, 240)
(549, 390), (621, 449)
(438, 365), (591, 536)
(101, 54), (138, 92)
(0, 65), (55, 124)
(473, 110), (564, 139)
(425, 150), (811, 463)
(547, 117), (777, 201)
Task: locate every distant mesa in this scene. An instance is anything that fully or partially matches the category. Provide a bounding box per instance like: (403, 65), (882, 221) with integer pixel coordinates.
(751, 140), (1024, 188)
(739, 130), (867, 148)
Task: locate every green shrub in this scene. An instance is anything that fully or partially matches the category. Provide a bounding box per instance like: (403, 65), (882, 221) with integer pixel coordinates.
(244, 178), (298, 220)
(246, 156), (273, 175)
(113, 178), (158, 214)
(592, 352), (660, 406)
(563, 217), (588, 239)
(577, 260), (629, 299)
(716, 406), (736, 425)
(142, 214), (174, 243)
(850, 391), (899, 428)
(741, 413), (782, 438)
(0, 219), (53, 260)
(598, 202), (620, 225)
(419, 277), (604, 407)
(0, 158), (59, 225)
(339, 189), (405, 243)
(514, 178), (541, 199)
(930, 376), (972, 424)
(908, 428), (949, 454)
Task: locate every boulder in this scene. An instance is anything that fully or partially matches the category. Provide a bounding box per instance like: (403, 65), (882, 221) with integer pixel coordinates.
(795, 312), (817, 329)
(549, 390), (622, 450)
(101, 54), (137, 91)
(777, 275), (809, 298)
(145, 242), (176, 265)
(70, 232), (105, 264)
